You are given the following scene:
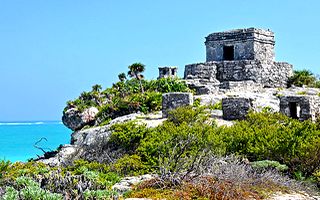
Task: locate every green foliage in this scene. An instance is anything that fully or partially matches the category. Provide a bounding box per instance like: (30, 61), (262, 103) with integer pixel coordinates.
(1, 161), (49, 180)
(109, 122), (149, 152)
(112, 154), (148, 176)
(108, 107), (320, 182)
(210, 101), (222, 110)
(65, 75), (191, 128)
(118, 72), (127, 82)
(0, 160), (10, 179)
(261, 106), (274, 113)
(219, 112), (320, 176)
(251, 160), (288, 172)
(2, 187), (18, 200)
(289, 69), (318, 87)
(296, 91), (307, 95)
(193, 98), (201, 107)
(167, 106), (210, 126)
(83, 189), (117, 200)
(2, 176), (63, 200)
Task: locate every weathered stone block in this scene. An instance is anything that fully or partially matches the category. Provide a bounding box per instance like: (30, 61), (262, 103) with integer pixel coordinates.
(162, 92), (193, 118)
(158, 66), (177, 79)
(222, 97), (253, 120)
(279, 95), (320, 121)
(205, 28), (275, 62)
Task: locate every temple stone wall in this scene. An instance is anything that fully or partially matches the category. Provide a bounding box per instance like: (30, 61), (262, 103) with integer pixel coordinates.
(158, 67), (178, 79)
(184, 60), (292, 88)
(162, 92), (193, 118)
(279, 96), (320, 121)
(205, 28), (275, 62)
(184, 62), (219, 82)
(222, 97), (253, 120)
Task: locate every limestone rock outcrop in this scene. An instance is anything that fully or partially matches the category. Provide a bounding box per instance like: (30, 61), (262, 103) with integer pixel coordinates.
(62, 107), (99, 131)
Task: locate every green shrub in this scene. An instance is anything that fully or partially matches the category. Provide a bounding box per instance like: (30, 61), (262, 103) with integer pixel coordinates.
(288, 69), (317, 87)
(112, 154), (148, 176)
(296, 91), (307, 95)
(251, 160), (288, 172)
(3, 176), (63, 200)
(2, 186), (18, 200)
(0, 160), (10, 179)
(167, 106), (210, 126)
(219, 112), (320, 176)
(65, 76), (191, 128)
(83, 189), (117, 200)
(109, 122), (149, 152)
(210, 101), (222, 110)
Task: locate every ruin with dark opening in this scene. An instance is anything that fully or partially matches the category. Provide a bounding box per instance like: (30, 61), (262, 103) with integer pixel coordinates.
(158, 66), (177, 79)
(184, 28), (293, 94)
(280, 96), (320, 121)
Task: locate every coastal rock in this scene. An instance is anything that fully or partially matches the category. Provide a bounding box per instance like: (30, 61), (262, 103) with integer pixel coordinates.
(71, 113), (142, 146)
(40, 144), (80, 166)
(112, 174), (155, 194)
(62, 107), (99, 131)
(71, 125), (111, 146)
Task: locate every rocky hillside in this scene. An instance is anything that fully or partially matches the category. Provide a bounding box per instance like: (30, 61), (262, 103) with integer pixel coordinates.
(2, 67), (320, 199)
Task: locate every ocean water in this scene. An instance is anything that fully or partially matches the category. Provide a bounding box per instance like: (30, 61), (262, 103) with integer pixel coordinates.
(0, 121), (71, 162)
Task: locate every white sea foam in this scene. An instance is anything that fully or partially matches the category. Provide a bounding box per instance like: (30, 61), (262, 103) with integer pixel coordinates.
(0, 121), (61, 126)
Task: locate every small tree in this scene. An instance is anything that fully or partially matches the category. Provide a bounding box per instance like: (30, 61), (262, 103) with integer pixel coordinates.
(91, 84), (102, 93)
(128, 62), (145, 93)
(91, 84), (103, 106)
(289, 69), (317, 87)
(118, 72), (127, 82)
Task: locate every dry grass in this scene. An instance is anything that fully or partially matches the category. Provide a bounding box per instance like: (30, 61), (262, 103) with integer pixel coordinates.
(127, 155), (317, 200)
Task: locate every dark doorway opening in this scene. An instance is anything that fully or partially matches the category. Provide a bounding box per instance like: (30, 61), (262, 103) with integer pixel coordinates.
(289, 102), (299, 119)
(171, 69), (175, 76)
(223, 46), (234, 60)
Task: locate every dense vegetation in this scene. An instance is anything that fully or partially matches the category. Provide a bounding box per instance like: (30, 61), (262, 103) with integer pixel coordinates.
(289, 69), (320, 88)
(1, 107), (319, 199)
(64, 67), (191, 126)
(2, 66), (320, 199)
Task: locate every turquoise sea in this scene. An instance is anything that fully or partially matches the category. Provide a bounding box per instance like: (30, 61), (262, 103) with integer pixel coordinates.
(0, 121), (71, 162)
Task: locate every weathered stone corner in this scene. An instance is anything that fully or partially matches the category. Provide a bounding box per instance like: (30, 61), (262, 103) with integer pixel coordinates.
(162, 92), (193, 118)
(222, 97), (253, 120)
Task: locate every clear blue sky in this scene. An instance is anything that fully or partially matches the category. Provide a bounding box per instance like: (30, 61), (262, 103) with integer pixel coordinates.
(1, 0), (319, 121)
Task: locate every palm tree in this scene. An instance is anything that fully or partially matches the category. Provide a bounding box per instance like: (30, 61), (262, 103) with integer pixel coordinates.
(118, 72), (127, 82)
(128, 62), (145, 93)
(289, 70), (316, 87)
(91, 84), (102, 93)
(91, 84), (103, 106)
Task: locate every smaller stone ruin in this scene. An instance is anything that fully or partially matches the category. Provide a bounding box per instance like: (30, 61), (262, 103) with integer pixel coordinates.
(222, 97), (253, 120)
(162, 92), (193, 118)
(158, 66), (178, 79)
(280, 95), (320, 121)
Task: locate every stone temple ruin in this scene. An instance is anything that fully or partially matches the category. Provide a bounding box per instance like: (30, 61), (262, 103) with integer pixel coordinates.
(184, 28), (293, 94)
(280, 96), (320, 121)
(158, 66), (177, 79)
(161, 28), (320, 121)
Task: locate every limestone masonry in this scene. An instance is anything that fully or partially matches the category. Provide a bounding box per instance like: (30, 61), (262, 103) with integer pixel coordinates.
(183, 28), (293, 94)
(158, 28), (320, 121)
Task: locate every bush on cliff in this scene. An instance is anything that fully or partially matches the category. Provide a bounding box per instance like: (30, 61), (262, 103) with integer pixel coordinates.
(64, 77), (192, 127)
(106, 107), (320, 183)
